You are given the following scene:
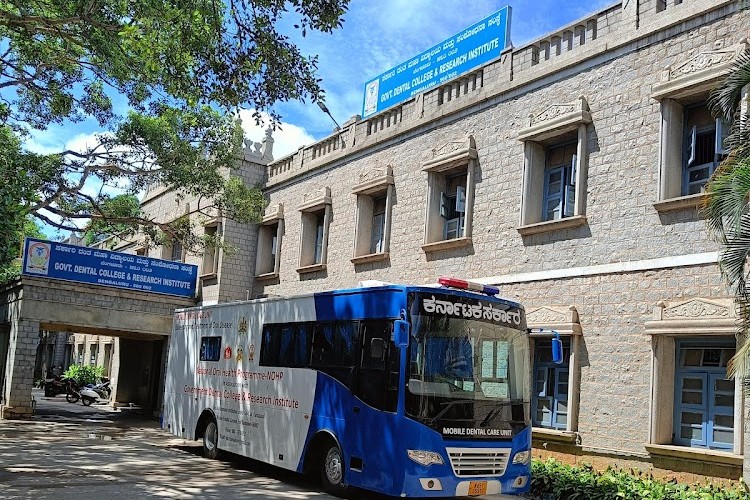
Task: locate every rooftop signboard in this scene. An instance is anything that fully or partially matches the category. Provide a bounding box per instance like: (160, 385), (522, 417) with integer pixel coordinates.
(362, 7), (511, 119)
(21, 237), (198, 298)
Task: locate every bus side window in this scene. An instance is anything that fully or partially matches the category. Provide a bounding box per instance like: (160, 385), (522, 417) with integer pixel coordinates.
(260, 324), (280, 366)
(261, 322), (314, 368)
(312, 321), (358, 388)
(279, 324), (312, 367)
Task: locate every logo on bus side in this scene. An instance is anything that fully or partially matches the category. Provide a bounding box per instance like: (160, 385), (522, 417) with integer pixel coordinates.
(224, 346), (232, 360)
(422, 296), (522, 325)
(238, 317), (248, 334)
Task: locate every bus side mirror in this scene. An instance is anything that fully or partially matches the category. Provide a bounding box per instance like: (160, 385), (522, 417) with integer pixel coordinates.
(551, 334), (564, 364)
(393, 320), (409, 348)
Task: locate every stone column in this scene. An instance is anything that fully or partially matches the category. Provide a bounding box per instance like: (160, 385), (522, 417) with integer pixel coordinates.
(1, 318), (40, 418)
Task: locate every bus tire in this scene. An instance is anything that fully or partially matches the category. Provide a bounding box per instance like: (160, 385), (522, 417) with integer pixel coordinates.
(320, 442), (347, 496)
(203, 419), (220, 460)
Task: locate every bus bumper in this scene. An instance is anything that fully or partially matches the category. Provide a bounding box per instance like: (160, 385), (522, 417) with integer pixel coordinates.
(398, 466), (530, 497)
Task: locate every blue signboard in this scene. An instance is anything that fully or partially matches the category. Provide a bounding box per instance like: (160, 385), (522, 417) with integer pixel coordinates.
(362, 7), (511, 118)
(21, 237), (197, 298)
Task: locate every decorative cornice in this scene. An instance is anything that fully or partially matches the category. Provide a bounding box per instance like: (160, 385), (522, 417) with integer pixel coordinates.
(661, 298), (731, 320)
(298, 187), (332, 212)
(262, 203), (284, 224)
(518, 96), (591, 142)
(422, 135), (477, 172)
(352, 165), (394, 195)
(652, 39), (748, 100)
(645, 297), (739, 336)
(530, 104), (577, 126)
(527, 305), (582, 336)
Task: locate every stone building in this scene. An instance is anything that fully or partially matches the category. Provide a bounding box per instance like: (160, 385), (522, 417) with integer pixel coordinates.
(44, 132), (274, 409)
(246, 0), (749, 483)
(6, 0), (748, 485)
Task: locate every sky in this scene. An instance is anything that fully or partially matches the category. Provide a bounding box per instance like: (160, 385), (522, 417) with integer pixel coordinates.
(26, 0), (616, 162)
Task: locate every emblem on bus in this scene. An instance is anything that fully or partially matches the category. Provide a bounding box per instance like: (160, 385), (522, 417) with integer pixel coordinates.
(238, 317), (248, 334)
(248, 344), (255, 362)
(236, 346), (244, 362)
(224, 346), (232, 360)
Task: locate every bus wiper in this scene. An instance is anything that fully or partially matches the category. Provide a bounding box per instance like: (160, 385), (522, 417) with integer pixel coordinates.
(429, 399), (474, 424)
(480, 399), (524, 427)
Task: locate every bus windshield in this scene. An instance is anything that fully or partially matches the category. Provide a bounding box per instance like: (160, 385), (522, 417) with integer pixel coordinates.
(405, 291), (530, 431)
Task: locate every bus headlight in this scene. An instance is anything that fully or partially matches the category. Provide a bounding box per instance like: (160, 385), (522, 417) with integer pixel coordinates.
(407, 450), (444, 466)
(512, 450), (531, 465)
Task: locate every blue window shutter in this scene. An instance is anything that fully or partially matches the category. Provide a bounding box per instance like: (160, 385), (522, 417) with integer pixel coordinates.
(440, 192), (448, 218)
(455, 185), (466, 213)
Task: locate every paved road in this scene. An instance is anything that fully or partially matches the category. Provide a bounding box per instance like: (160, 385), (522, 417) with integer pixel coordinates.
(0, 390), (381, 500)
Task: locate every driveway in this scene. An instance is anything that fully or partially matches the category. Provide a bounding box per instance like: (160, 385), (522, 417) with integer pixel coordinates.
(0, 390), (347, 499)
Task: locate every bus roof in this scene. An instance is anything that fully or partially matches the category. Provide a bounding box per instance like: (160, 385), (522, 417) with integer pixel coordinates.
(175, 282), (523, 313)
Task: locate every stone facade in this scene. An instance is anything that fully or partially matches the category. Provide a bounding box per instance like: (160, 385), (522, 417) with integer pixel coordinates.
(251, 0), (750, 483)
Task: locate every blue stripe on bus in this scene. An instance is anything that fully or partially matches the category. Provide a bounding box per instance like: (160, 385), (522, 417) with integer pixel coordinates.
(313, 286), (406, 321)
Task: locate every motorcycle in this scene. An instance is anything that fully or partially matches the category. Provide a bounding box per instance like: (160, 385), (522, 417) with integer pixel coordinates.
(80, 380), (111, 406)
(43, 376), (68, 397)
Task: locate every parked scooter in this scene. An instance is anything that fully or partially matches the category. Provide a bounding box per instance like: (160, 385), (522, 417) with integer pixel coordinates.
(66, 379), (82, 403)
(80, 380), (111, 406)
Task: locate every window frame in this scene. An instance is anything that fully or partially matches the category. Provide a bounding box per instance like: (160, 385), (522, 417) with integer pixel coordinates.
(532, 337), (571, 430)
(673, 340), (736, 451)
(255, 204), (284, 279)
(645, 297), (743, 457)
(421, 136), (477, 253)
(200, 220), (221, 278)
(526, 305), (582, 436)
(169, 238), (184, 262)
(652, 40), (747, 213)
(517, 97), (590, 236)
(297, 188), (332, 274)
(352, 166), (394, 264)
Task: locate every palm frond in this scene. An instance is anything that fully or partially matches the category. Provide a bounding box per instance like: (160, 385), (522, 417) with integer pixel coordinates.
(708, 50), (750, 122)
(703, 156), (750, 239)
(727, 333), (750, 379)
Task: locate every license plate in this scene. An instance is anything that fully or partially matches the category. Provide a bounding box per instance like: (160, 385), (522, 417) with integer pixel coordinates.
(468, 481), (488, 496)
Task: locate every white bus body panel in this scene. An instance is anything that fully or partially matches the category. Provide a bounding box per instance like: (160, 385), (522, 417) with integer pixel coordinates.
(163, 296), (318, 470)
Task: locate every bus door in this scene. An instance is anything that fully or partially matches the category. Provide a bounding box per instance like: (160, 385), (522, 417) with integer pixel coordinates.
(349, 320), (399, 477)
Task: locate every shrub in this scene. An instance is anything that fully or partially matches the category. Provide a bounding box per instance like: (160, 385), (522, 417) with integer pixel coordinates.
(63, 365), (104, 386)
(528, 458), (749, 500)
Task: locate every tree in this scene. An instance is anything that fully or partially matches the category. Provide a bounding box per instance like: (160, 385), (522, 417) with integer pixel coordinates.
(0, 0), (349, 274)
(704, 51), (750, 379)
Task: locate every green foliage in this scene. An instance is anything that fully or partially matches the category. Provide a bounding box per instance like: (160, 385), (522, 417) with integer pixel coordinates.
(63, 364), (104, 386)
(704, 51), (750, 379)
(528, 458), (749, 500)
(0, 0), (350, 272)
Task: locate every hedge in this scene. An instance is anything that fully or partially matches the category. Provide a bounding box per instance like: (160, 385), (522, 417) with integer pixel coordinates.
(527, 458), (749, 499)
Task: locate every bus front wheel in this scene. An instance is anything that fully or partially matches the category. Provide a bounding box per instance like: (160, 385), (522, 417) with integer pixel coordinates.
(203, 420), (219, 460)
(320, 443), (346, 495)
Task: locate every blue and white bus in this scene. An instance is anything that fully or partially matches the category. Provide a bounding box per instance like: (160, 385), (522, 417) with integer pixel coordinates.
(163, 277), (533, 498)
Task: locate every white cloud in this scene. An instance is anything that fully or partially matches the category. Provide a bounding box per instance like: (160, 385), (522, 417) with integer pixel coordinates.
(238, 109), (316, 160)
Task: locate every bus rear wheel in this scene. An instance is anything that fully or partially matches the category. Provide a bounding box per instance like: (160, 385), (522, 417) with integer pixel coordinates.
(203, 420), (219, 460)
(320, 443), (346, 495)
